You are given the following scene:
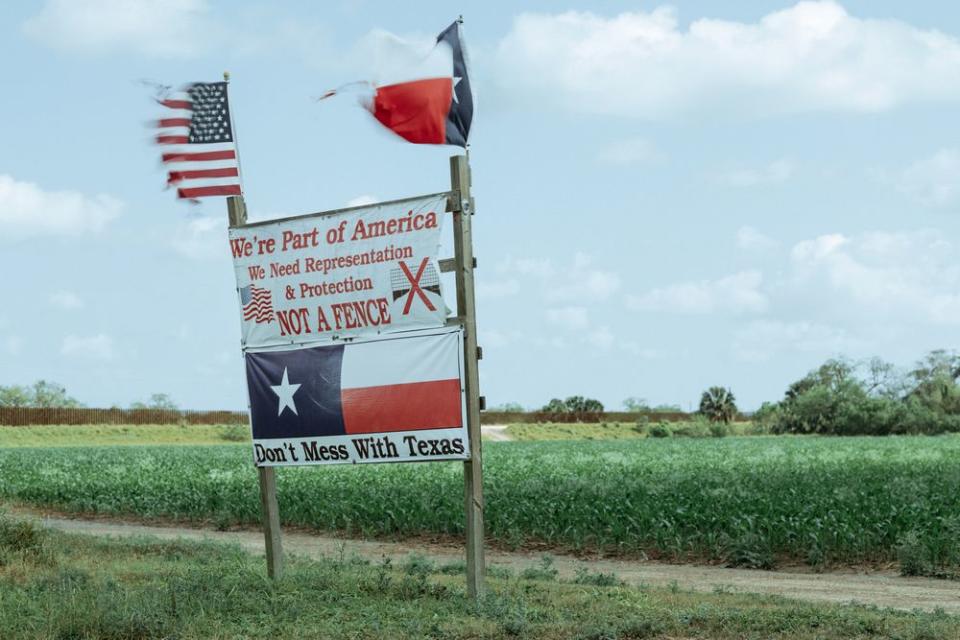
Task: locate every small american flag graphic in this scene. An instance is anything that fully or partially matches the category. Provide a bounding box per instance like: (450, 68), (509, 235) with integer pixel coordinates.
(240, 284), (274, 324)
(154, 81), (242, 200)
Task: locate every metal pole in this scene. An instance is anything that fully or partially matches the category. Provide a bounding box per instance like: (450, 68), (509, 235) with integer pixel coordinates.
(227, 193), (283, 580)
(450, 154), (485, 599)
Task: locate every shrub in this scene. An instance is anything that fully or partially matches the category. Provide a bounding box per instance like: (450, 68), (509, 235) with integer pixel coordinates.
(648, 422), (671, 438)
(219, 424), (249, 442)
(709, 421), (730, 438)
(633, 415), (650, 434)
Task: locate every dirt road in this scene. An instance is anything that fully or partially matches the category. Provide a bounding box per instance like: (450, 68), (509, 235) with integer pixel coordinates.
(480, 425), (511, 441)
(15, 510), (960, 613)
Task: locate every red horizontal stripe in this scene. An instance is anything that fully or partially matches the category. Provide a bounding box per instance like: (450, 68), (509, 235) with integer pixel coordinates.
(178, 184), (242, 199)
(373, 78), (451, 145)
(162, 149), (236, 163)
(156, 135), (189, 145)
(167, 167), (239, 184)
(158, 118), (191, 128)
(341, 379), (462, 435)
(160, 99), (192, 109)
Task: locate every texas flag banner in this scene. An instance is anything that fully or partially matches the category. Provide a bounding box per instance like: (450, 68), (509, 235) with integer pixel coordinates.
(323, 20), (473, 146)
(245, 326), (468, 466)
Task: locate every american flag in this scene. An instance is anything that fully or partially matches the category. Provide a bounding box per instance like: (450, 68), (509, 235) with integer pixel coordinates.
(155, 82), (242, 200)
(240, 284), (274, 324)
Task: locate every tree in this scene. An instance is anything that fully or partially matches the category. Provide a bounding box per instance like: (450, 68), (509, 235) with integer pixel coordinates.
(698, 387), (738, 424)
(622, 397), (650, 412)
(0, 380), (82, 408)
(540, 396), (605, 419)
(541, 398), (567, 413)
(907, 350), (960, 414)
(130, 393), (179, 411)
(0, 384), (32, 407)
(487, 402), (525, 412)
(563, 396), (604, 414)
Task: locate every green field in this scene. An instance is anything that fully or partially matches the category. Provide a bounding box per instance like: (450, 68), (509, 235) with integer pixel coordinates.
(4, 514), (955, 639)
(0, 423), (249, 447)
(2, 435), (958, 575)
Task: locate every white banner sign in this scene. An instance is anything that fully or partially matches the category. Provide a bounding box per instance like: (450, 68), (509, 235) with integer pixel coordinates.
(230, 193), (449, 349)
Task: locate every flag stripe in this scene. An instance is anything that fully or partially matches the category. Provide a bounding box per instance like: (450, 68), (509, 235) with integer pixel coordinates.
(341, 379), (462, 434)
(179, 185), (242, 198)
(156, 135), (189, 144)
(167, 167), (239, 184)
(162, 149), (237, 163)
(340, 329), (459, 388)
(160, 99), (193, 109)
(158, 118), (192, 128)
(372, 78), (452, 145)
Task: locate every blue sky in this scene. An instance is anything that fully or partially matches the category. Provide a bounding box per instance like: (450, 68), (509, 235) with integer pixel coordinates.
(3, 0), (960, 411)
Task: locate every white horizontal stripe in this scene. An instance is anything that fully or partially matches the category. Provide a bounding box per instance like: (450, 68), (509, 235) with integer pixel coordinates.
(340, 328), (461, 389)
(175, 176), (241, 188)
(167, 160), (239, 174)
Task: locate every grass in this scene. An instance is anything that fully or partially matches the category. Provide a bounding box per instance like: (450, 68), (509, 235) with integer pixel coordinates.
(0, 423), (250, 447)
(2, 513), (958, 639)
(505, 420), (758, 441)
(1, 436), (959, 575)
(506, 422), (648, 441)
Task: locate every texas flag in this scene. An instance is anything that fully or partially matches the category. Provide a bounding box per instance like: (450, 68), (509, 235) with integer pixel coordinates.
(325, 20), (473, 147)
(245, 328), (465, 441)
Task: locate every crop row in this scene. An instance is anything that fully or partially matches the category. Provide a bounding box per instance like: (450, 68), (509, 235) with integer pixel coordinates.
(1, 436), (958, 572)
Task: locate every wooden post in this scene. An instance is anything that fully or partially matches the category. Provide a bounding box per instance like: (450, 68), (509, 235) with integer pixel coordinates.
(450, 154), (485, 599)
(227, 193), (284, 581)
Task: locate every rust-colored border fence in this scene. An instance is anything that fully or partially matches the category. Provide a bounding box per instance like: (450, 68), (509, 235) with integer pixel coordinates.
(481, 411), (692, 424)
(0, 407), (696, 427)
(0, 407), (248, 426)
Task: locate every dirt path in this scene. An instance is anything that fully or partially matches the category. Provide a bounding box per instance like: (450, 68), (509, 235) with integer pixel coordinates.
(481, 424), (511, 441)
(14, 510), (960, 613)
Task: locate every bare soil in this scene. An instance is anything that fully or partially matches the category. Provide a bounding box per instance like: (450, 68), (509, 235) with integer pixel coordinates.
(11, 508), (959, 614)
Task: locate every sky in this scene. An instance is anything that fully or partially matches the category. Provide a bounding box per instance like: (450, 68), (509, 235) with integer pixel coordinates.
(3, 0), (960, 411)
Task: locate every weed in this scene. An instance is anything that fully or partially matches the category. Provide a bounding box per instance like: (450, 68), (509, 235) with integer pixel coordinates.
(520, 555), (558, 581)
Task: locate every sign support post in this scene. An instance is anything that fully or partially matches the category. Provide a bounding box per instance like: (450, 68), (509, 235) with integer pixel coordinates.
(228, 194), (284, 581)
(450, 154), (485, 599)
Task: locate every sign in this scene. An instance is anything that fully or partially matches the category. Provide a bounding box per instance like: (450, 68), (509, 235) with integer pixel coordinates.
(229, 193), (449, 350)
(245, 326), (468, 466)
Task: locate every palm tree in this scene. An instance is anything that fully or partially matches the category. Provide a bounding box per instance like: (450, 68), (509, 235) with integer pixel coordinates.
(699, 387), (738, 424)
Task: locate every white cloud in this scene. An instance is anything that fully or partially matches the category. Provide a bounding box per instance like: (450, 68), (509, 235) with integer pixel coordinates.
(545, 306), (590, 330)
(61, 334), (114, 360)
(49, 291), (84, 310)
(547, 253), (621, 302)
(22, 0), (212, 58)
(346, 195), (379, 207)
(477, 279), (520, 299)
(497, 257), (555, 279)
(495, 2), (960, 118)
(627, 270), (768, 314)
(172, 216), (227, 260)
(737, 226), (779, 251)
(585, 326), (615, 350)
(898, 149), (960, 207)
(497, 254), (618, 301)
(0, 175), (122, 240)
(716, 159), (794, 187)
(733, 320), (855, 362)
(597, 137), (664, 165)
(789, 229), (960, 324)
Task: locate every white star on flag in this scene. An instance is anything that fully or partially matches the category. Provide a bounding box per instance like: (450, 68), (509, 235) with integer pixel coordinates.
(452, 76), (461, 103)
(270, 367), (301, 416)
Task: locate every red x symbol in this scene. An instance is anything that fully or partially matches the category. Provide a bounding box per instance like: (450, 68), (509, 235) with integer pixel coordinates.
(398, 257), (437, 315)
